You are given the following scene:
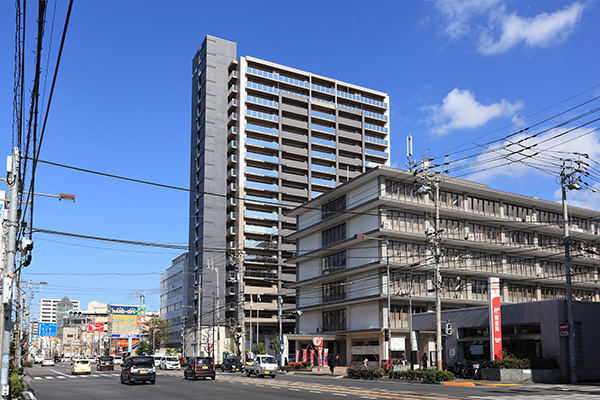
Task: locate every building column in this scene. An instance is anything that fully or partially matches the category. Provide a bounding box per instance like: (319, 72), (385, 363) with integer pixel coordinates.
(345, 336), (352, 367)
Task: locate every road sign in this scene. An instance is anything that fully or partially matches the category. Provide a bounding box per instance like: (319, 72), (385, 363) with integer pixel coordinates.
(312, 337), (322, 347)
(559, 322), (569, 336)
(38, 323), (57, 337)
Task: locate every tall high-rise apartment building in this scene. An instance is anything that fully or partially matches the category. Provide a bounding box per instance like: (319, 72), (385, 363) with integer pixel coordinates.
(189, 35), (390, 352)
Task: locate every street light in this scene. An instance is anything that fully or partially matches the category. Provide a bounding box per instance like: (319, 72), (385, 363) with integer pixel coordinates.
(355, 233), (391, 370)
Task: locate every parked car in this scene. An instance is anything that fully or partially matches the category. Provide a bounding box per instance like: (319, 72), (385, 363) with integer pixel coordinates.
(41, 358), (55, 367)
(183, 357), (215, 380)
(34, 355), (44, 364)
(153, 355), (161, 368)
(113, 356), (123, 366)
(246, 355), (277, 378)
(120, 356), (156, 385)
(72, 359), (91, 375)
(159, 356), (180, 370)
(220, 358), (243, 373)
(97, 355), (114, 371)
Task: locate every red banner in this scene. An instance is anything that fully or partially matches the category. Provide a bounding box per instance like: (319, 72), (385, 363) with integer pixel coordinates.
(296, 350), (299, 364)
(489, 277), (502, 360)
(310, 350), (314, 366)
(302, 349), (307, 364)
(324, 349), (329, 366)
(88, 323), (105, 332)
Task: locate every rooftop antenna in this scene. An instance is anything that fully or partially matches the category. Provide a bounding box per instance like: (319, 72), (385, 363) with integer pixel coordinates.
(406, 135), (414, 172)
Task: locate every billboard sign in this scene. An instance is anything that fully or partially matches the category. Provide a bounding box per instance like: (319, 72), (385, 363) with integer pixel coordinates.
(109, 305), (139, 316)
(111, 315), (137, 325)
(488, 277), (502, 360)
(88, 323), (105, 332)
(38, 323), (57, 337)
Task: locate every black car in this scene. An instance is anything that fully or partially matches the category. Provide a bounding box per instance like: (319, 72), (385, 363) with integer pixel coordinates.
(221, 358), (244, 373)
(120, 356), (156, 385)
(97, 355), (114, 371)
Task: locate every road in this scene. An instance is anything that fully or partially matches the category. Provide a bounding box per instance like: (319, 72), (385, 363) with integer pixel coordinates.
(23, 363), (598, 400)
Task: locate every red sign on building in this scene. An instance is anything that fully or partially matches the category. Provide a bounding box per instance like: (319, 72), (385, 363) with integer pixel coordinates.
(88, 323), (105, 332)
(488, 277), (502, 360)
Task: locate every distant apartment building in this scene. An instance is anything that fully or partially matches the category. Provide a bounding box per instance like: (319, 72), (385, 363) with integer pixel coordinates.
(39, 297), (80, 323)
(287, 166), (600, 366)
(189, 35), (390, 353)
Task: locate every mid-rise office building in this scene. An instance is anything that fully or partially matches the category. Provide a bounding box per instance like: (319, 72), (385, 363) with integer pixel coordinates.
(189, 35), (390, 353)
(160, 253), (194, 351)
(287, 166), (600, 366)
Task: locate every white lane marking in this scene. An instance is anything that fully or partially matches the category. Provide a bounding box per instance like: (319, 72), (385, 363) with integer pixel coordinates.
(33, 377), (41, 380)
(45, 377), (54, 380)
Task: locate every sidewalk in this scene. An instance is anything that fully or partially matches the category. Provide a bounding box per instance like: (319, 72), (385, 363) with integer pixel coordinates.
(286, 369), (600, 394)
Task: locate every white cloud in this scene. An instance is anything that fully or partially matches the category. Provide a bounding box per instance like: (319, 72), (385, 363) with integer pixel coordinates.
(424, 88), (523, 136)
(436, 1), (585, 54)
(479, 2), (584, 54)
(436, 0), (501, 39)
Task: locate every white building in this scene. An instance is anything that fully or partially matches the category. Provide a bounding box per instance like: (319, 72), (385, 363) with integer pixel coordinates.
(287, 166), (600, 366)
(39, 297), (80, 323)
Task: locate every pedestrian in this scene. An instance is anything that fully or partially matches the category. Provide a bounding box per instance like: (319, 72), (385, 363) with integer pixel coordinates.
(328, 353), (336, 374)
(362, 358), (368, 367)
(421, 352), (428, 370)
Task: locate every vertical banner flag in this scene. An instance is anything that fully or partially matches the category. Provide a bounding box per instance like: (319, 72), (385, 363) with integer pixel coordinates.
(296, 350), (299, 364)
(310, 350), (314, 366)
(302, 349), (307, 364)
(324, 349), (329, 366)
(318, 349), (322, 366)
(488, 277), (502, 360)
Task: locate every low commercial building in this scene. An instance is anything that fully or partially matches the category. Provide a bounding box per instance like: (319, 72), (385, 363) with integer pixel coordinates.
(412, 299), (600, 382)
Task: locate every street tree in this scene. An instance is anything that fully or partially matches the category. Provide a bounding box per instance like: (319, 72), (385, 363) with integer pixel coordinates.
(141, 316), (171, 353)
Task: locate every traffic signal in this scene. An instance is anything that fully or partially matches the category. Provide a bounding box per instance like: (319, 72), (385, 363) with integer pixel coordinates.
(445, 321), (453, 336)
(383, 329), (390, 341)
(67, 310), (82, 317)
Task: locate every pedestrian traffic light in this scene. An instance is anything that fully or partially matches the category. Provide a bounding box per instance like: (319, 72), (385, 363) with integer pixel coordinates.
(383, 329), (389, 341)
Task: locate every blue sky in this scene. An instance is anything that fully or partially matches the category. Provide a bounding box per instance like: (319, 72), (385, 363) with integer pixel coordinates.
(1, 0), (599, 317)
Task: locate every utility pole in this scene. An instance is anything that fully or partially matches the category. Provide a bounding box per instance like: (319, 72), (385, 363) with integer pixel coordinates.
(415, 157), (443, 371)
(2, 148), (20, 399)
(133, 290), (144, 353)
(561, 163), (580, 384)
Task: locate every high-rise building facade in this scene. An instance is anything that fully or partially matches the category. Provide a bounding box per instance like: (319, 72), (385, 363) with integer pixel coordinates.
(190, 35), (390, 353)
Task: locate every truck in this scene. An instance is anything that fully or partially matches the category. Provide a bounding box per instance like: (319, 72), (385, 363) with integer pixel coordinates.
(245, 354), (278, 378)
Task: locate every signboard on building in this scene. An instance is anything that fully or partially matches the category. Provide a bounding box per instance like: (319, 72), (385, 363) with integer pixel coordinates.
(111, 315), (137, 324)
(110, 305), (139, 316)
(488, 277), (502, 360)
(38, 323), (57, 337)
(88, 323), (105, 332)
(390, 337), (405, 351)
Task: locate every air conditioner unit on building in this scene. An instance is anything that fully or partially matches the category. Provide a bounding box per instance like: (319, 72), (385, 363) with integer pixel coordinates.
(382, 221), (390, 229)
(525, 215), (532, 223)
(531, 214), (537, 223)
(466, 233), (475, 241)
(425, 227), (435, 235)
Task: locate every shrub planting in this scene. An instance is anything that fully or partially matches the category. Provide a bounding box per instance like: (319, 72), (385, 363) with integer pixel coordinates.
(388, 369), (455, 382)
(347, 365), (385, 379)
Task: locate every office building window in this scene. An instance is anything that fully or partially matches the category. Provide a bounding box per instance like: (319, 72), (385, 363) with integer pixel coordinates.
(322, 223), (346, 246)
(322, 197), (346, 220)
(322, 251), (346, 274)
(323, 309), (346, 331)
(323, 280), (346, 303)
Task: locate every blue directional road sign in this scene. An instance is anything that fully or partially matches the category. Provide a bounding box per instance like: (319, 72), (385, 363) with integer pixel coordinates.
(38, 323), (57, 337)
